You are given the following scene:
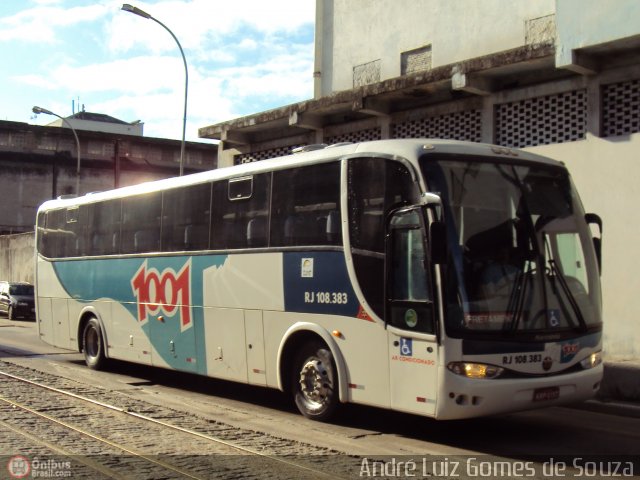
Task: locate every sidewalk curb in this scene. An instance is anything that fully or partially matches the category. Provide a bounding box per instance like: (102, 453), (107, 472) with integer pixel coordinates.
(570, 399), (640, 419)
(598, 361), (640, 402)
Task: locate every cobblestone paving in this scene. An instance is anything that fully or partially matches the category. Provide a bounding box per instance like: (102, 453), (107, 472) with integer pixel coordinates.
(0, 360), (365, 479)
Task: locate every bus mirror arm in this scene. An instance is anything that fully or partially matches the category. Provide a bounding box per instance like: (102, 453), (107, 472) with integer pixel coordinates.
(585, 213), (603, 274)
(429, 221), (448, 265)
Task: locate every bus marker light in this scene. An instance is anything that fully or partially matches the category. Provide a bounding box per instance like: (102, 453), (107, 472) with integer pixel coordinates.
(332, 330), (343, 339)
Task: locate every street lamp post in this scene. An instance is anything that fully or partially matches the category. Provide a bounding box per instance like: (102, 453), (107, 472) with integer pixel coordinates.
(122, 3), (188, 176)
(32, 106), (82, 196)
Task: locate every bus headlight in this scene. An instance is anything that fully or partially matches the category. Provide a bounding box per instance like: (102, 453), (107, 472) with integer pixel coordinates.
(579, 351), (602, 370)
(447, 362), (504, 379)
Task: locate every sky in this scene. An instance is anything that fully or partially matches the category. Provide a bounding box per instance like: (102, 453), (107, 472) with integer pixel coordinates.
(0, 0), (316, 143)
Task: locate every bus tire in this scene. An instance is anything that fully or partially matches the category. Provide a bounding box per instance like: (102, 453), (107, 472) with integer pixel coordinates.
(291, 340), (339, 421)
(83, 317), (107, 370)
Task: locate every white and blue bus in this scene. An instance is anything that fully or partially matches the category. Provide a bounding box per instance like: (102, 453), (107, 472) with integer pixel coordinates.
(35, 139), (603, 420)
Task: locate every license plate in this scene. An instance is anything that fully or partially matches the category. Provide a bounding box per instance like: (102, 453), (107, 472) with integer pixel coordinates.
(533, 386), (560, 402)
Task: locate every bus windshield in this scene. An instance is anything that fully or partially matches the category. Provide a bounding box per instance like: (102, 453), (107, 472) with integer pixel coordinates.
(422, 157), (602, 339)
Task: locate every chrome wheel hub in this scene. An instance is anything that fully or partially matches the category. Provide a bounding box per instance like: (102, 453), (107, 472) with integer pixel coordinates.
(299, 356), (333, 410)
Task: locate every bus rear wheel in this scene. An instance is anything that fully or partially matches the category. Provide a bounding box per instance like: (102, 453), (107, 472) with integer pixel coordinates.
(291, 340), (338, 421)
(83, 317), (106, 370)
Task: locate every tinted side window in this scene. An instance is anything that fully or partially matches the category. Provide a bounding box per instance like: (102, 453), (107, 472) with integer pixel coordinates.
(36, 211), (46, 255)
(271, 162), (341, 247)
(121, 192), (162, 254)
(87, 200), (121, 256)
(64, 206), (89, 257)
(162, 183), (212, 251)
(42, 209), (67, 258)
(348, 158), (420, 318)
(211, 173), (270, 249)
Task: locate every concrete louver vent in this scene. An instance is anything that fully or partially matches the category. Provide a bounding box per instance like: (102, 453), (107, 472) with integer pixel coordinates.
(495, 89), (587, 148)
(602, 78), (640, 137)
(393, 110), (481, 142)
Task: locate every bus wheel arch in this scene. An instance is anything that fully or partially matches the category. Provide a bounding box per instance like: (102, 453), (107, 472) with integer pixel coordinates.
(277, 324), (347, 421)
(77, 310), (108, 370)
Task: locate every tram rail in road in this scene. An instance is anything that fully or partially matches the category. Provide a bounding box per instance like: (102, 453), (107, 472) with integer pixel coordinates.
(0, 361), (355, 479)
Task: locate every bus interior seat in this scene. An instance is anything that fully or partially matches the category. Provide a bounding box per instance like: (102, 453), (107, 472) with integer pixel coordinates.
(284, 213), (323, 245)
(134, 230), (158, 253)
(183, 224), (208, 250)
(112, 232), (120, 253)
(91, 233), (102, 252)
(326, 210), (341, 243)
(73, 236), (85, 256)
(247, 217), (267, 247)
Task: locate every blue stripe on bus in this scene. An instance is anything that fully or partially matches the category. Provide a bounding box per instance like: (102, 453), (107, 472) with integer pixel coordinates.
(52, 255), (226, 373)
(282, 251), (360, 317)
(50, 251), (361, 374)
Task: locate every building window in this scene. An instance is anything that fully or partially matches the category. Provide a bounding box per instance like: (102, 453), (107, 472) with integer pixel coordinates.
(401, 45), (432, 76)
(353, 59), (381, 88)
(525, 14), (556, 45)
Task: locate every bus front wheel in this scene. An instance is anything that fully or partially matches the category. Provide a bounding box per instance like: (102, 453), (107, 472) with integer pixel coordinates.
(83, 317), (106, 370)
(291, 340), (339, 421)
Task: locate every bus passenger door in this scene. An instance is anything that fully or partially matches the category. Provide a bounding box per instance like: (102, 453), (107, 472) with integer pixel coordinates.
(386, 207), (438, 416)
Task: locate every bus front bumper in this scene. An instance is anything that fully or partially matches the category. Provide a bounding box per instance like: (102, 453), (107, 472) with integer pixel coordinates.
(435, 365), (603, 420)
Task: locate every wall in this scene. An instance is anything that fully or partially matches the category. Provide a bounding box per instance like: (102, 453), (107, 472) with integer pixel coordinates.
(528, 132), (640, 361)
(0, 159), (171, 234)
(321, 0), (554, 94)
(0, 232), (35, 284)
(555, 0), (640, 68)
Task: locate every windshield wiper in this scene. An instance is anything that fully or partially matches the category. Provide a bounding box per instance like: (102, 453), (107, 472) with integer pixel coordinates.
(505, 260), (534, 332)
(544, 236), (588, 332)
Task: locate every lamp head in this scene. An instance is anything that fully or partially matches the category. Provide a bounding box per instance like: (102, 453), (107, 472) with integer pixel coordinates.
(121, 4), (152, 19)
(32, 106), (53, 116)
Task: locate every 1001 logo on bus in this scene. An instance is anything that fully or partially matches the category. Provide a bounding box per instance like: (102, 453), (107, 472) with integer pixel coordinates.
(131, 260), (192, 330)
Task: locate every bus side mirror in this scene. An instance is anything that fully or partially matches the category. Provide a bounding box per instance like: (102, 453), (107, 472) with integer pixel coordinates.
(585, 213), (602, 274)
(430, 221), (447, 265)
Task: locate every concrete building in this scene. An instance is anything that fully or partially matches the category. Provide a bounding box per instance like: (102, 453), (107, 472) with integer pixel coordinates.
(199, 0), (640, 362)
(0, 119), (217, 235)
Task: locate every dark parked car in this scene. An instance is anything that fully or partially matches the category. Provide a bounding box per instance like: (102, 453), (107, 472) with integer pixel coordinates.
(0, 281), (35, 320)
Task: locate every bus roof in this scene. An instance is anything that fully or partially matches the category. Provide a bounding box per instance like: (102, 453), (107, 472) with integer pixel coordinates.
(37, 138), (564, 212)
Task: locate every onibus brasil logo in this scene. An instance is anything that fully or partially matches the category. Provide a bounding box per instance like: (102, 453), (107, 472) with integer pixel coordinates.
(131, 259), (193, 331)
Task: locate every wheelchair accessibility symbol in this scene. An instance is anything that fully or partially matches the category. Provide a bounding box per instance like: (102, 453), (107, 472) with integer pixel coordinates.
(400, 338), (413, 357)
(548, 309), (561, 327)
